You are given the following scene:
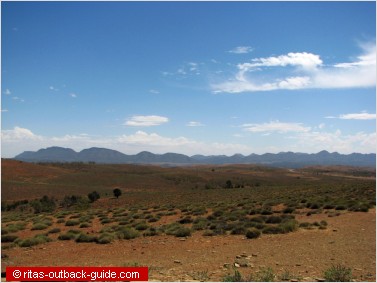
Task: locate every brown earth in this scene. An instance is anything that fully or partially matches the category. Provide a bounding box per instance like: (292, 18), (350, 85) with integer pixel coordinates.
(2, 209), (375, 282)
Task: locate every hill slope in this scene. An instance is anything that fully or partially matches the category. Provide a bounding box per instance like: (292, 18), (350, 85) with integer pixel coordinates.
(13, 147), (376, 168)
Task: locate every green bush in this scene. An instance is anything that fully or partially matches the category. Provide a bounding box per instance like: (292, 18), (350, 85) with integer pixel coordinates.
(116, 227), (139, 240)
(222, 270), (242, 282)
(79, 223), (91, 228)
(278, 220), (298, 233)
(175, 227), (191, 237)
(266, 216), (283, 224)
(255, 267), (275, 282)
(1, 234), (18, 243)
(58, 231), (77, 240)
(65, 219), (80, 226)
(18, 234), (51, 247)
(97, 233), (114, 244)
(48, 228), (61, 234)
(324, 264), (352, 282)
(31, 223), (48, 230)
(75, 233), (97, 243)
(134, 223), (149, 231)
(245, 228), (261, 239)
(262, 225), (284, 234)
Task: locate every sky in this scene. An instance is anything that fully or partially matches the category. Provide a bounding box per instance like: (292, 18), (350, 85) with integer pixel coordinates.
(1, 1), (376, 158)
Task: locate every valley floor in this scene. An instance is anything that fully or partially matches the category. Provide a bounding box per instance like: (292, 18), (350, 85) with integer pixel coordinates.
(2, 209), (375, 282)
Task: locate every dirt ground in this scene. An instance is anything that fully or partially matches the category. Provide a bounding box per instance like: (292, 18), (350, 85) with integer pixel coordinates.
(2, 209), (375, 282)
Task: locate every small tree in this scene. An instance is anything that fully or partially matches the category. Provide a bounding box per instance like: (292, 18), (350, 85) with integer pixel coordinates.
(225, 180), (233, 189)
(88, 191), (100, 203)
(113, 188), (122, 199)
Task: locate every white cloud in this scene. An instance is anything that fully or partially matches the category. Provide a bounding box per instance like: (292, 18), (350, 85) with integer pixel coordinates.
(3, 89), (11, 95)
(12, 96), (25, 102)
(212, 42), (376, 93)
(240, 52), (322, 70)
(186, 121), (205, 127)
(1, 109), (9, 112)
(242, 121), (311, 133)
(229, 46), (254, 54)
(49, 86), (59, 91)
(124, 115), (169, 127)
(326, 112), (376, 120)
(1, 126), (42, 141)
(292, 130), (376, 154)
(149, 89), (160, 94)
(69, 93), (77, 98)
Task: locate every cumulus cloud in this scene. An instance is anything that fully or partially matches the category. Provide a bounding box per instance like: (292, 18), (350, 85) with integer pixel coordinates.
(3, 89), (11, 95)
(242, 121), (311, 133)
(69, 93), (77, 98)
(212, 42), (376, 93)
(292, 130), (376, 154)
(186, 121), (205, 127)
(1, 126), (42, 141)
(124, 115), (169, 127)
(326, 112), (376, 120)
(229, 46), (254, 54)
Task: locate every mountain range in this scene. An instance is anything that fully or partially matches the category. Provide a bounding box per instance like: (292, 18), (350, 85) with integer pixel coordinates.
(12, 147), (376, 168)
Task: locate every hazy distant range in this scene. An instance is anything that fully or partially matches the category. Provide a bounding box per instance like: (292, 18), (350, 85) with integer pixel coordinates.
(12, 146), (376, 168)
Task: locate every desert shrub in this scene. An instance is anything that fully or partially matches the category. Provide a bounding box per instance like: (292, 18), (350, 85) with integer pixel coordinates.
(75, 233), (97, 243)
(262, 225), (284, 234)
(147, 217), (159, 223)
(323, 204), (335, 209)
(178, 216), (193, 224)
(348, 203), (370, 212)
(18, 234), (51, 247)
(192, 207), (207, 216)
(100, 218), (112, 224)
(255, 267), (275, 282)
(115, 227), (139, 240)
(278, 220), (298, 233)
(222, 270), (242, 282)
(97, 233), (114, 244)
(6, 222), (26, 233)
(69, 214), (81, 219)
(261, 209), (273, 215)
(30, 195), (56, 213)
(1, 234), (18, 243)
(250, 216), (265, 223)
(245, 228), (261, 239)
(192, 218), (208, 231)
(58, 232), (77, 241)
(203, 230), (216, 236)
(134, 223), (149, 231)
(143, 227), (158, 237)
(65, 219), (80, 226)
(79, 223), (91, 228)
(56, 219), (65, 224)
(230, 224), (247, 235)
(283, 207), (295, 214)
(323, 264), (352, 282)
(299, 222), (312, 229)
(48, 228), (61, 234)
(212, 210), (224, 217)
(335, 205), (346, 210)
(88, 191), (100, 203)
(31, 223), (48, 230)
(174, 227), (191, 237)
(265, 216), (283, 224)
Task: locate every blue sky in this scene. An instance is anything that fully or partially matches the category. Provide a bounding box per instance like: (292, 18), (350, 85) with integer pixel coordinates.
(1, 1), (376, 157)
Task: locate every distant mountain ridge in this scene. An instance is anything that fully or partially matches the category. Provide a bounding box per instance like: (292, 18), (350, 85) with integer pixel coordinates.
(13, 146), (376, 168)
